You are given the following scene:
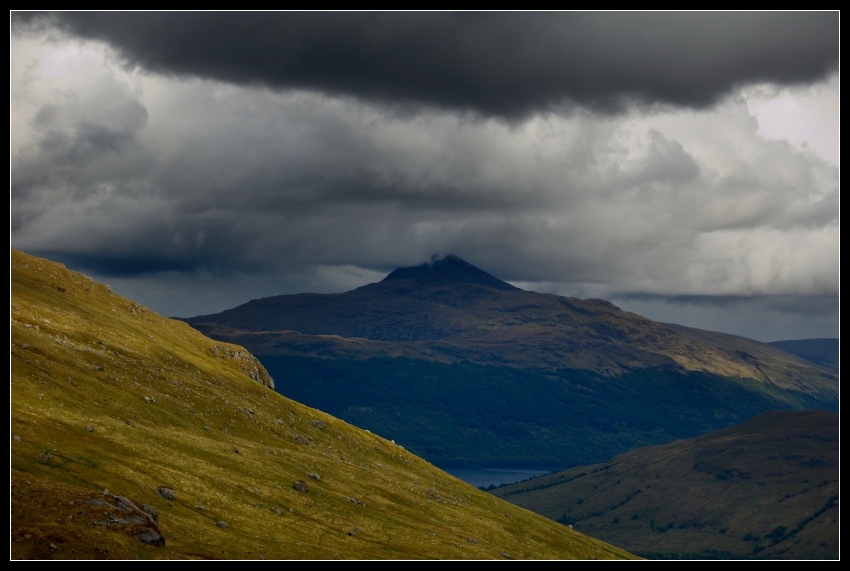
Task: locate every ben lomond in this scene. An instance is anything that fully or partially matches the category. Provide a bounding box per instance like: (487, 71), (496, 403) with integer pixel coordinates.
(184, 256), (837, 468)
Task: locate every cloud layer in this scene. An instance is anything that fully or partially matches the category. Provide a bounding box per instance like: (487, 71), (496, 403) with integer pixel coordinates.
(10, 14), (839, 340)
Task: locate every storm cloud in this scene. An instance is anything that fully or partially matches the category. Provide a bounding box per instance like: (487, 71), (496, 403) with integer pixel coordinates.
(13, 12), (839, 118)
(10, 13), (839, 340)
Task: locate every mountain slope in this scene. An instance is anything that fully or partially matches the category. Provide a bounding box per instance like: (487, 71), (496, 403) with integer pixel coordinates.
(491, 410), (838, 559)
(10, 248), (635, 560)
(767, 338), (839, 372)
(183, 256), (837, 468)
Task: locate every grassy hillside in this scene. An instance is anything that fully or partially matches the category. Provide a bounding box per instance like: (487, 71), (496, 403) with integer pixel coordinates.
(10, 249), (635, 560)
(491, 410), (838, 559)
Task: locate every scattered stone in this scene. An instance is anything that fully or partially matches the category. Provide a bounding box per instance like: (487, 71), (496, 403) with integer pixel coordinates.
(310, 419), (325, 429)
(501, 552), (511, 559)
(231, 446), (240, 454)
(21, 344), (28, 350)
(217, 521), (228, 528)
(49, 543), (58, 550)
(276, 418), (283, 425)
(348, 528), (360, 537)
(307, 473), (321, 481)
(12, 435), (21, 442)
(293, 480), (308, 492)
(589, 556), (597, 560)
(86, 426), (94, 432)
(102, 489), (111, 496)
(144, 396), (155, 403)
(142, 505), (159, 525)
(293, 434), (309, 445)
(155, 486), (175, 501)
(125, 419), (135, 427)
(204, 426), (211, 431)
(133, 529), (165, 547)
(273, 508), (282, 515)
(194, 505), (206, 511)
(41, 452), (52, 461)
(245, 408), (254, 416)
(467, 538), (478, 544)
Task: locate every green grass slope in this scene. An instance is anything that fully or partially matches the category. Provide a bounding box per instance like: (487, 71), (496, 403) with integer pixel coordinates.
(10, 249), (635, 560)
(491, 410), (838, 559)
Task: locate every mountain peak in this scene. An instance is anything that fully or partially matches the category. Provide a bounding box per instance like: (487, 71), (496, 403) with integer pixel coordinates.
(382, 255), (520, 291)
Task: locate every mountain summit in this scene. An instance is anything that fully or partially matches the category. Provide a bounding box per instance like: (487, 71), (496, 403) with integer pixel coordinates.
(383, 255), (520, 291)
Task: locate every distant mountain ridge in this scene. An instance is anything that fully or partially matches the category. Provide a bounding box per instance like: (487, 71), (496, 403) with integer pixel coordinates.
(768, 338), (839, 372)
(183, 256), (838, 468)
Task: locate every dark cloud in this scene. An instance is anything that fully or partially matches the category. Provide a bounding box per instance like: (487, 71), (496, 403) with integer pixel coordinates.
(13, 12), (839, 118)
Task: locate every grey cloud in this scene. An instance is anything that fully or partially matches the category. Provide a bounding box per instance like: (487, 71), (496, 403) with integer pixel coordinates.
(13, 12), (839, 119)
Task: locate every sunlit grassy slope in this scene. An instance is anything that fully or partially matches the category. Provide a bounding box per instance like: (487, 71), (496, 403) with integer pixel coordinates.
(10, 249), (636, 560)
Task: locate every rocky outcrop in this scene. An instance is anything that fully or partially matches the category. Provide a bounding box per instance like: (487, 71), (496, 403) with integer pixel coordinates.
(208, 344), (275, 389)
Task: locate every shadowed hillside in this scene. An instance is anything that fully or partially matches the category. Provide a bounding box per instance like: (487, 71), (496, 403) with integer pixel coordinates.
(492, 410), (838, 559)
(11, 249), (635, 560)
(767, 339), (839, 372)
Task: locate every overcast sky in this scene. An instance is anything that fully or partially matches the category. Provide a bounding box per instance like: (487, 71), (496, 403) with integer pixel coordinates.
(11, 13), (839, 341)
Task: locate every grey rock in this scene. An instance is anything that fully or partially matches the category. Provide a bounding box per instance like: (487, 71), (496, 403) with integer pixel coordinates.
(307, 473), (321, 481)
(231, 446), (239, 454)
(293, 434), (309, 445)
(466, 538), (478, 544)
(310, 419), (325, 429)
(348, 528), (360, 537)
(293, 480), (308, 492)
(217, 521), (228, 528)
(86, 426), (94, 432)
(134, 529), (166, 547)
(155, 486), (175, 500)
(501, 552), (511, 559)
(12, 435), (21, 442)
(114, 496), (140, 512)
(142, 504), (159, 526)
(41, 452), (52, 461)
